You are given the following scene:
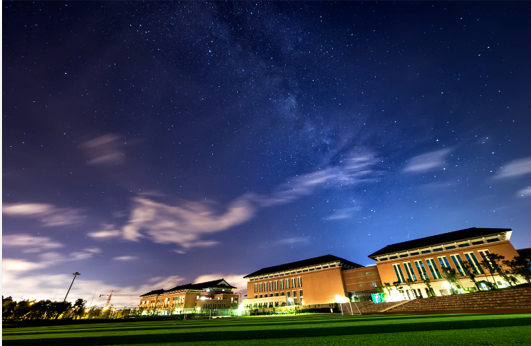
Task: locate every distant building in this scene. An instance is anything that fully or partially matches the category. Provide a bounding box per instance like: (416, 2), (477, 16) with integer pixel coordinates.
(139, 279), (239, 315)
(241, 254), (381, 308)
(368, 227), (520, 299)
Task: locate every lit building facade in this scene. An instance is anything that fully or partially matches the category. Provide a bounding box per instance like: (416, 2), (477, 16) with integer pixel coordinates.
(368, 227), (520, 300)
(241, 255), (381, 308)
(139, 279), (239, 314)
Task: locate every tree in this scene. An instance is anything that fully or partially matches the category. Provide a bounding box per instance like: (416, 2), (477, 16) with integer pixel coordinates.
(13, 300), (32, 320)
(480, 258), (498, 288)
(26, 300), (48, 320)
(383, 282), (394, 297)
(487, 253), (513, 286)
(423, 278), (436, 297)
(72, 299), (87, 319)
(504, 256), (531, 284)
(442, 267), (461, 294)
(3, 297), (16, 321)
(87, 306), (102, 319)
(404, 278), (417, 298)
(461, 261), (480, 291)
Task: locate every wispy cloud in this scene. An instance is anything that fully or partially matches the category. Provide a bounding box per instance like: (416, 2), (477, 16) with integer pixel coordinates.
(113, 256), (139, 261)
(323, 207), (361, 221)
(402, 148), (451, 173)
(121, 195), (255, 247)
(3, 234), (64, 253)
(88, 224), (122, 239)
(495, 157), (531, 179)
(517, 186), (531, 198)
(80, 134), (123, 165)
(274, 237), (310, 245)
(2, 203), (83, 226)
(256, 154), (378, 207)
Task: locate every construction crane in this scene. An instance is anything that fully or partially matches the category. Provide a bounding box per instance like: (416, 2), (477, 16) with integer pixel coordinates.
(99, 290), (137, 307)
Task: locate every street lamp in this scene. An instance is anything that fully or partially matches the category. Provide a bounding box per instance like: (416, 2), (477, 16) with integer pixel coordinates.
(63, 272), (81, 302)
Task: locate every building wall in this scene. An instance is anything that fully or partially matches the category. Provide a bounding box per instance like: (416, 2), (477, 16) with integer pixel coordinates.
(342, 266), (381, 292)
(139, 291), (238, 311)
(376, 240), (520, 299)
(246, 266), (348, 305)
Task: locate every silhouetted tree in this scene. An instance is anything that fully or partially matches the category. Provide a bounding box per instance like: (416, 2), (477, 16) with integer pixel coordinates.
(461, 261), (480, 291)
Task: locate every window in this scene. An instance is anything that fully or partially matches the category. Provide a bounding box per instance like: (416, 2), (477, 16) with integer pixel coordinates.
(426, 258), (442, 279)
(464, 252), (484, 274)
(458, 243), (470, 248)
(392, 263), (405, 283)
(275, 280), (278, 290)
(254, 283), (258, 293)
(438, 256), (451, 268)
(450, 254), (466, 276)
(323, 265), (329, 268)
(286, 279), (290, 289)
(293, 290), (297, 297)
(281, 292), (285, 296)
(270, 281), (273, 291)
(259, 294), (262, 298)
(280, 280), (284, 290)
(299, 289), (303, 297)
(297, 277), (302, 287)
(259, 283), (263, 292)
(487, 238), (499, 243)
(472, 240), (484, 245)
(389, 256), (398, 260)
(287, 291), (291, 298)
(291, 278), (296, 288)
(254, 295), (257, 299)
(275, 292), (279, 296)
(379, 257), (388, 261)
(478, 249), (490, 261)
(445, 245), (456, 250)
(414, 260), (429, 280)
(432, 248), (443, 252)
(403, 262), (417, 281)
(410, 252), (420, 256)
(399, 253), (409, 258)
(421, 249), (431, 254)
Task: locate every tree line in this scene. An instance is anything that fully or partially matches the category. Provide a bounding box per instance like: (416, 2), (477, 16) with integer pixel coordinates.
(2, 297), (140, 321)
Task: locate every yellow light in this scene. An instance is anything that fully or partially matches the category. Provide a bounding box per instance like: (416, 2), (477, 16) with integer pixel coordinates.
(335, 295), (349, 303)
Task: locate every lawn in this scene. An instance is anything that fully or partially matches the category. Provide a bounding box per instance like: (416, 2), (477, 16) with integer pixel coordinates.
(3, 313), (531, 345)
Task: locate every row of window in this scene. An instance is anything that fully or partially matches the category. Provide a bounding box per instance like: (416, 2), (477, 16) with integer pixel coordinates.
(254, 277), (302, 292)
(392, 250), (491, 283)
(380, 239), (499, 261)
(250, 264), (341, 281)
(254, 289), (304, 299)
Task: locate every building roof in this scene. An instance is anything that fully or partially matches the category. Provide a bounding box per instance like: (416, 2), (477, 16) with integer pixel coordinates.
(140, 279), (236, 297)
(368, 227), (512, 259)
(243, 254), (363, 278)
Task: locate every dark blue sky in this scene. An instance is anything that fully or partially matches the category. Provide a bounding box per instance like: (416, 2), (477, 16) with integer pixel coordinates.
(3, 2), (531, 307)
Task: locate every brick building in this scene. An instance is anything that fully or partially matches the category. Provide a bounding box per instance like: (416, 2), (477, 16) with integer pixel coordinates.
(139, 279), (239, 315)
(241, 254), (381, 307)
(368, 227), (520, 300)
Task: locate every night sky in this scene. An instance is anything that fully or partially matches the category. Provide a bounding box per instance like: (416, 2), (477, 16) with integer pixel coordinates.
(3, 2), (531, 308)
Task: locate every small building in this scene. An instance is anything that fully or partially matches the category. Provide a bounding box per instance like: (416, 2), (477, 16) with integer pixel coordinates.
(368, 227), (520, 300)
(139, 279), (239, 315)
(241, 254), (380, 308)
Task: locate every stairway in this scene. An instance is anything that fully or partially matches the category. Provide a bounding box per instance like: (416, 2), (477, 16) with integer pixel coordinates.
(387, 286), (531, 312)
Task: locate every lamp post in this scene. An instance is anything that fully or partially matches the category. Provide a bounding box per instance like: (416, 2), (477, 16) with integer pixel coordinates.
(63, 272), (81, 302)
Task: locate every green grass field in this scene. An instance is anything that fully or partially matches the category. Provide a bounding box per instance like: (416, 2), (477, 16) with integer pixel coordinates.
(3, 313), (531, 345)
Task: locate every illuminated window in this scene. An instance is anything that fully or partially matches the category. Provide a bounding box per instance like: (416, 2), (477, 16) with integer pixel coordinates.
(297, 277), (302, 287)
(291, 278), (296, 288)
(392, 263), (405, 283)
(254, 283), (258, 293)
(286, 279), (290, 289)
(403, 262), (417, 281)
(270, 281), (273, 291)
(274, 280), (278, 290)
(299, 289), (303, 297)
(426, 258), (442, 279)
(464, 252), (484, 274)
(280, 280), (284, 290)
(450, 254), (466, 276)
(293, 290), (297, 297)
(438, 256), (451, 268)
(414, 260), (429, 280)
(287, 291), (291, 298)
